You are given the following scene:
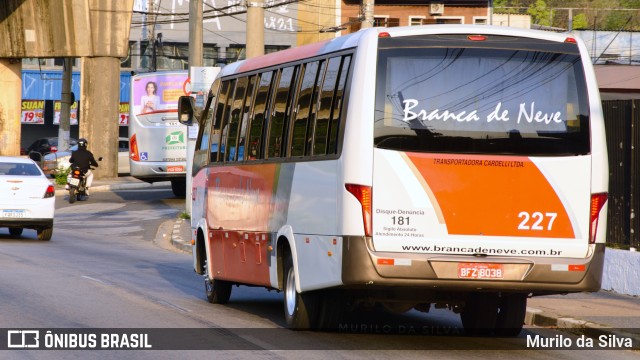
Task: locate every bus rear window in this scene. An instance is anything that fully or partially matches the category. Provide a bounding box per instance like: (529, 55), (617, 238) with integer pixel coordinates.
(374, 43), (590, 156)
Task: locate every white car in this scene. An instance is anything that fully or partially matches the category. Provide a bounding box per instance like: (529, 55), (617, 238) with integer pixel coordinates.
(0, 156), (55, 240)
(42, 137), (130, 176)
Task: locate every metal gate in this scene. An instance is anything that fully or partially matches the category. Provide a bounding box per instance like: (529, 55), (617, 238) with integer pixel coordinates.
(602, 100), (639, 249)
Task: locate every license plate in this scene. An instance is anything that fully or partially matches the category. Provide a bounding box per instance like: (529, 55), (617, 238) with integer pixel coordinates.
(167, 166), (184, 172)
(1, 210), (26, 219)
(68, 178), (80, 186)
(458, 263), (504, 279)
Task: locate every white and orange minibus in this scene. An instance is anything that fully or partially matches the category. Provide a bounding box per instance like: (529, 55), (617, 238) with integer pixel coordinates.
(178, 25), (608, 336)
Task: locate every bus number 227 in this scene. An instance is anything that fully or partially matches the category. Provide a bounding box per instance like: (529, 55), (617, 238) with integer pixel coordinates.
(518, 212), (557, 231)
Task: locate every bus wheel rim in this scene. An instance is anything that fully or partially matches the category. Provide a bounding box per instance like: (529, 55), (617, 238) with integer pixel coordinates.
(285, 267), (296, 316)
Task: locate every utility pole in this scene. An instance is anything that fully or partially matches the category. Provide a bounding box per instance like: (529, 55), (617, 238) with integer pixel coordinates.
(186, 0), (203, 214)
(246, 1), (265, 58)
(57, 58), (73, 153)
(361, 0), (374, 28)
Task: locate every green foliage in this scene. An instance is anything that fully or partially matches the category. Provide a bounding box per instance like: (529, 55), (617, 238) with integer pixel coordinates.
(527, 0), (553, 26)
(54, 166), (71, 185)
(572, 13), (589, 29)
(179, 212), (191, 220)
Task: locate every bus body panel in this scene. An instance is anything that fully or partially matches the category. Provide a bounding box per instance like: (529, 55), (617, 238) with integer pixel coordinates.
(372, 150), (592, 258)
(129, 71), (189, 182)
(203, 161), (343, 290)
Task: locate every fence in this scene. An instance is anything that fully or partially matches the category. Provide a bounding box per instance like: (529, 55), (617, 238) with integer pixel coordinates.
(602, 100), (639, 249)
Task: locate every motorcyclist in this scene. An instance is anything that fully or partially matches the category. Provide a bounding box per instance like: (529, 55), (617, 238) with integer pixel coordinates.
(68, 138), (99, 195)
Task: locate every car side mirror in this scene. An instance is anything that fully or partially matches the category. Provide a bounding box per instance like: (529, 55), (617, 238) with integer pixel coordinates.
(98, 157), (103, 161)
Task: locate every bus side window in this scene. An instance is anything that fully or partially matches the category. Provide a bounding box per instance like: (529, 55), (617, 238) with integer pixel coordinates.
(193, 79), (220, 170)
(218, 79), (236, 163)
(313, 57), (342, 156)
(226, 77), (248, 162)
(247, 71), (274, 160)
(290, 61), (321, 157)
(237, 75), (257, 161)
(327, 55), (351, 155)
(211, 80), (231, 162)
(267, 66), (298, 159)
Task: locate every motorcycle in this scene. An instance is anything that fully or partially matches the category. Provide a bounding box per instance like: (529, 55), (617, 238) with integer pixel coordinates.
(67, 165), (89, 204)
(67, 157), (101, 204)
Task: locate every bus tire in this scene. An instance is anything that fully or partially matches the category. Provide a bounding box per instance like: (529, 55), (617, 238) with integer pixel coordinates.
(171, 179), (186, 198)
(283, 254), (318, 330)
(494, 293), (527, 337)
(317, 290), (344, 331)
(461, 292), (499, 336)
(203, 259), (231, 304)
(9, 227), (23, 237)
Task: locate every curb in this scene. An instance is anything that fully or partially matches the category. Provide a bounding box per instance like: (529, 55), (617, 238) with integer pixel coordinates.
(170, 218), (192, 253)
(525, 306), (640, 343)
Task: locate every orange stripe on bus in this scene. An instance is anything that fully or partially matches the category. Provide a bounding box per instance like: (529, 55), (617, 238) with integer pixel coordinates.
(404, 153), (575, 238)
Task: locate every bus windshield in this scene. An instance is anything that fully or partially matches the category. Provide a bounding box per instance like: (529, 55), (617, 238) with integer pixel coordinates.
(374, 39), (590, 156)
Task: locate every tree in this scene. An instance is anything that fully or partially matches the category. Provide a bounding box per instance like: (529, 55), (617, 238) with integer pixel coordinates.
(527, 0), (554, 26)
(572, 13), (589, 29)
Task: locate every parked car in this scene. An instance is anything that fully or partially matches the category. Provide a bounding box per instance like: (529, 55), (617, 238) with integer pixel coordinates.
(42, 137), (130, 176)
(25, 137), (77, 156)
(0, 156), (55, 240)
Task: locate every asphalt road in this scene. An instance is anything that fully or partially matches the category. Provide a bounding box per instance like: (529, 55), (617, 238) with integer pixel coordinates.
(0, 187), (637, 359)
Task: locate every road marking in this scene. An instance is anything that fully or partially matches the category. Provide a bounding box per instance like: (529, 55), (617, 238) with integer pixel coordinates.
(81, 275), (112, 285)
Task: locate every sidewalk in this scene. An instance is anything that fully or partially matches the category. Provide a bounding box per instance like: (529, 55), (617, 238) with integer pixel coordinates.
(63, 177), (640, 341)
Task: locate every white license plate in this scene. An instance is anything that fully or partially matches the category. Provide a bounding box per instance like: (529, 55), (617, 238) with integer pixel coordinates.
(68, 178), (80, 186)
(1, 210), (26, 219)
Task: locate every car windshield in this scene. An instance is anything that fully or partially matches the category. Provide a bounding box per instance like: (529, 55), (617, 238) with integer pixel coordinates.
(0, 162), (41, 176)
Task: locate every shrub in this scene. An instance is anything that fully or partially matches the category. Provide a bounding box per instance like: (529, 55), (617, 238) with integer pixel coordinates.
(54, 166), (71, 185)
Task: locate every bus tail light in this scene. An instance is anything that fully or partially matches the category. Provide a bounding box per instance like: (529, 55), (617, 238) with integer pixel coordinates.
(467, 35), (487, 41)
(130, 134), (140, 161)
(565, 37), (577, 44)
(346, 184), (372, 237)
(589, 193), (607, 244)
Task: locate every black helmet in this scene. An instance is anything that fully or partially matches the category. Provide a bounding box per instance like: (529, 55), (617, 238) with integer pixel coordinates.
(78, 138), (88, 149)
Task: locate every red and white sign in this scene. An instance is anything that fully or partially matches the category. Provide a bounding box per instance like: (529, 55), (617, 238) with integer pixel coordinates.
(21, 100), (45, 124)
(119, 102), (130, 126)
(53, 101), (78, 125)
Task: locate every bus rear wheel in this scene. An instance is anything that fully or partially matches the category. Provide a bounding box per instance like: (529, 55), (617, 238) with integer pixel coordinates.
(171, 179), (186, 198)
(283, 254), (318, 330)
(460, 292), (499, 336)
(494, 293), (527, 337)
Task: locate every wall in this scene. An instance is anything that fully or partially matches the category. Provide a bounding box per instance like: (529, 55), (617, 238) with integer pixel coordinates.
(602, 248), (640, 296)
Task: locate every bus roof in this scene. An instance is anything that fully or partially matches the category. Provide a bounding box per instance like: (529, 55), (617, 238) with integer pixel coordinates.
(222, 25), (579, 77)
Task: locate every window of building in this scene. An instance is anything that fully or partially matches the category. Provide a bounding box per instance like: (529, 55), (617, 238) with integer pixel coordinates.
(474, 17), (488, 25)
(374, 16), (400, 28)
(433, 17), (464, 24)
(409, 16), (426, 26)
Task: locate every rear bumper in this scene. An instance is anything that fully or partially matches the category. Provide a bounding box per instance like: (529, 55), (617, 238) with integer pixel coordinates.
(341, 236), (604, 294)
(0, 218), (53, 229)
(129, 161), (186, 183)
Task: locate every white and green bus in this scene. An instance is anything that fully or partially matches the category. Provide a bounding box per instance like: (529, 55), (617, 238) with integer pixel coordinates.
(129, 71), (189, 197)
